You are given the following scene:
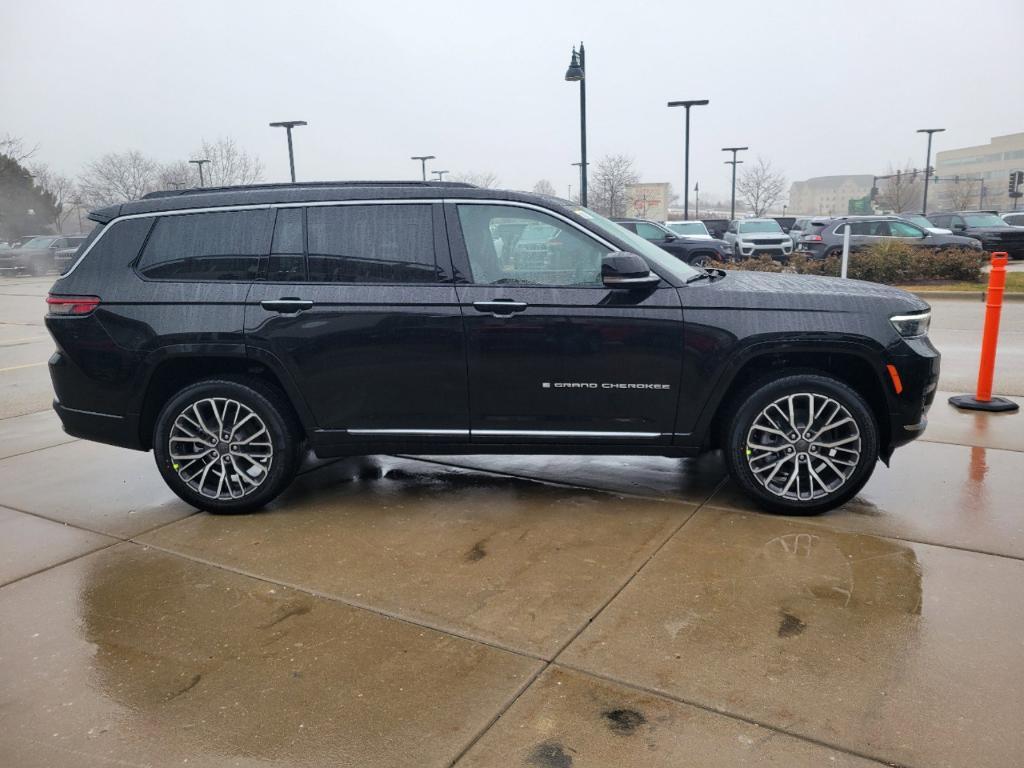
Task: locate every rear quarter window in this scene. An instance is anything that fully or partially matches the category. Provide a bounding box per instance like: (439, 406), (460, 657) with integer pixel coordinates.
(137, 210), (273, 282)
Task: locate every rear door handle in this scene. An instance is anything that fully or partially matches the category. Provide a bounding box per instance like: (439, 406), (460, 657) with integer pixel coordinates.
(261, 298), (314, 313)
(473, 300), (528, 316)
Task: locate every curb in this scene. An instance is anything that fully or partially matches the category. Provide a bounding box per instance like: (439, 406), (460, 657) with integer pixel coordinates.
(908, 291), (1024, 303)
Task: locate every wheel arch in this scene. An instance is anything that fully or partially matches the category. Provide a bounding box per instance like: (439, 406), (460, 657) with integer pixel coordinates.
(136, 347), (314, 449)
(699, 340), (894, 459)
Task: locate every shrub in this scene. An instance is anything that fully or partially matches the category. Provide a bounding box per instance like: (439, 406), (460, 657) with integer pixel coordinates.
(711, 242), (983, 285)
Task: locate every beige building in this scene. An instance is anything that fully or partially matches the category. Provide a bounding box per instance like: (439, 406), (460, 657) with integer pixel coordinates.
(933, 132), (1024, 211)
(787, 175), (874, 216)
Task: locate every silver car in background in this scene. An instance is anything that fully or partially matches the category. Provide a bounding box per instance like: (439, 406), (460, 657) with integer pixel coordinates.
(722, 218), (794, 260)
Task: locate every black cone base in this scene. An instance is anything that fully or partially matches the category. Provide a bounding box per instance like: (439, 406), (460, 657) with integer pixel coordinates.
(948, 394), (1020, 413)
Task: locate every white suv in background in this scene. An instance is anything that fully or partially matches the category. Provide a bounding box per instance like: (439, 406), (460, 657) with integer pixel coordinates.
(722, 218), (794, 260)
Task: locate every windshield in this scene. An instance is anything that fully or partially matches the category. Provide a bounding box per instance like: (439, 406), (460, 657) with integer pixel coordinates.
(19, 236), (58, 249)
(738, 220), (783, 234)
(569, 206), (700, 281)
(667, 222), (708, 236)
(963, 213), (1008, 228)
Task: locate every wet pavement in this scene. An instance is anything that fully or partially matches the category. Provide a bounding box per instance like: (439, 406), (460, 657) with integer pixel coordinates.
(1, 275), (1023, 767)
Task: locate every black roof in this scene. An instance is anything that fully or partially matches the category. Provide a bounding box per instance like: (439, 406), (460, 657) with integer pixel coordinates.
(89, 180), (544, 224)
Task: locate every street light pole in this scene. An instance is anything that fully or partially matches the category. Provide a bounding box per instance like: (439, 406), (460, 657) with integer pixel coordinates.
(667, 99), (709, 219)
(188, 158), (210, 188)
(564, 43), (587, 206)
(722, 146), (748, 220)
(432, 170), (449, 182)
(269, 120), (308, 183)
(412, 155), (436, 181)
(694, 182), (699, 220)
(917, 128), (944, 215)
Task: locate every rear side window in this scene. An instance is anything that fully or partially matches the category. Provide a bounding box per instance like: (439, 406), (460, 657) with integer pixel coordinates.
(306, 204), (437, 283)
(267, 207), (306, 282)
(137, 210), (273, 281)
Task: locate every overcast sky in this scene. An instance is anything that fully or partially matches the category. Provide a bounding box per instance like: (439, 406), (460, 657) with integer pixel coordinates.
(3, 0), (1022, 202)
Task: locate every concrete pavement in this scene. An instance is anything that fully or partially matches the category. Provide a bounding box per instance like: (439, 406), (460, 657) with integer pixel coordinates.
(1, 273), (1023, 767)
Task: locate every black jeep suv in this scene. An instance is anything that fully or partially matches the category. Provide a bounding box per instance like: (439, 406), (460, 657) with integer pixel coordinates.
(46, 182), (939, 515)
(927, 211), (1024, 260)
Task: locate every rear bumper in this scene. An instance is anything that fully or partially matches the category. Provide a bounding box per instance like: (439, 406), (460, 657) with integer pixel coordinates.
(53, 399), (144, 451)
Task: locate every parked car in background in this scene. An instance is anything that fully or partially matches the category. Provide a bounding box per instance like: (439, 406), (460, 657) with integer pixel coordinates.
(701, 218), (730, 239)
(773, 216), (796, 233)
(796, 216), (983, 259)
(0, 235), (85, 276)
(788, 217), (820, 248)
(898, 213), (952, 235)
(665, 220), (713, 239)
(46, 180), (938, 516)
(613, 218), (733, 266)
(722, 218), (794, 260)
(1000, 211), (1024, 227)
(52, 235), (89, 273)
(927, 211), (1024, 259)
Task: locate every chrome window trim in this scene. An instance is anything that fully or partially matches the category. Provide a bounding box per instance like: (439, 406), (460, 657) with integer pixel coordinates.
(346, 429), (469, 436)
(62, 198), (617, 278)
(344, 428), (663, 439)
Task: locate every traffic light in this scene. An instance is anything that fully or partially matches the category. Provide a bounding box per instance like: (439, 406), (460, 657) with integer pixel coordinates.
(1010, 171), (1024, 198)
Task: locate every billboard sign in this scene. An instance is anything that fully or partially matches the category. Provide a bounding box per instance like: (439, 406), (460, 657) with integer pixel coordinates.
(626, 183), (671, 221)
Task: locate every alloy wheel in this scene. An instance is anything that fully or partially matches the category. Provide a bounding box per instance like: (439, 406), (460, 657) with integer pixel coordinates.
(168, 397), (274, 500)
(745, 392), (861, 502)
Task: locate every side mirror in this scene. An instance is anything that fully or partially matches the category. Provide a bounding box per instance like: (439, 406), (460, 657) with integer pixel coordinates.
(663, 233), (677, 241)
(602, 252), (660, 289)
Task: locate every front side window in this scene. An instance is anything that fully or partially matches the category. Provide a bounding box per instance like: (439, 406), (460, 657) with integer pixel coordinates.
(635, 222), (667, 241)
(963, 213), (1007, 228)
(138, 210), (272, 281)
(457, 204), (608, 286)
(889, 220), (924, 237)
(306, 204), (437, 283)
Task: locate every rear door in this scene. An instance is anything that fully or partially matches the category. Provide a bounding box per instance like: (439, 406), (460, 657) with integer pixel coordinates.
(448, 201), (683, 445)
(244, 202), (469, 444)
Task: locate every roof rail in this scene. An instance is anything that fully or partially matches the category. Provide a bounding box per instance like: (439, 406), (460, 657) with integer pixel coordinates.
(142, 180), (476, 200)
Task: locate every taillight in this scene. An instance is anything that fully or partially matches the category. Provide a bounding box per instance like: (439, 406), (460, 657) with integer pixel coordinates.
(46, 295), (101, 316)
(807, 235), (823, 241)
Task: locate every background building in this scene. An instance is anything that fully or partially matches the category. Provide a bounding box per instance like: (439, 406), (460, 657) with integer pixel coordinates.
(933, 132), (1024, 212)
(788, 175), (874, 216)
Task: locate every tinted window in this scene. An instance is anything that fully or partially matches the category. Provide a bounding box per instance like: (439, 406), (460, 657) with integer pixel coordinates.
(635, 222), (666, 240)
(138, 210), (272, 281)
(889, 220), (923, 237)
(306, 204), (437, 283)
(457, 204), (608, 286)
(267, 207), (306, 282)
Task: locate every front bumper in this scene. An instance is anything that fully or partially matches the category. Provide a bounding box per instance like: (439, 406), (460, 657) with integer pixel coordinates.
(736, 240), (793, 259)
(885, 335), (940, 457)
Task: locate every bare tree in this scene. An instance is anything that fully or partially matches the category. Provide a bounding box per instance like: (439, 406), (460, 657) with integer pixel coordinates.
(193, 137), (264, 187)
(736, 157), (786, 216)
(157, 160), (196, 190)
(29, 164), (78, 230)
(876, 163), (923, 213)
(590, 154), (639, 217)
(451, 171), (500, 188)
(0, 134), (39, 182)
(78, 150), (160, 206)
(532, 179), (556, 196)
(941, 177), (981, 211)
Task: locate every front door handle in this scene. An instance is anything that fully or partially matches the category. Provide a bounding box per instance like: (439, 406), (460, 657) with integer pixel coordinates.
(261, 298), (314, 313)
(473, 300), (528, 316)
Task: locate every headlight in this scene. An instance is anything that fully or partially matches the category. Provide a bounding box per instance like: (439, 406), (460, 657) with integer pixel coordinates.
(890, 311), (931, 338)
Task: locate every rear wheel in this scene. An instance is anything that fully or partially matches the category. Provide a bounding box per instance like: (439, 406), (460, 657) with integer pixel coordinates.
(153, 378), (301, 514)
(724, 373), (879, 515)
(690, 253), (710, 268)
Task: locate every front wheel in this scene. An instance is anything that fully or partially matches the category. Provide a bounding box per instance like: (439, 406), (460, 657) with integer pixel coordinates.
(724, 374), (879, 515)
(153, 378), (301, 514)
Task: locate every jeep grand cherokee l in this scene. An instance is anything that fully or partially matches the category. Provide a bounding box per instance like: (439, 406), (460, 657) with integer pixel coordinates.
(46, 181), (939, 516)
(612, 217), (733, 265)
(722, 218), (794, 260)
(928, 211), (1024, 260)
(796, 216), (982, 259)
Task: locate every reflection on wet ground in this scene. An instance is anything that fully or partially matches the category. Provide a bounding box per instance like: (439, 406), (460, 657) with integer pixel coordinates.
(0, 405), (1022, 767)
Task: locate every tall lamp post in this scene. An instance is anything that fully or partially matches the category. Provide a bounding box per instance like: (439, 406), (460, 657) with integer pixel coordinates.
(411, 155), (436, 181)
(694, 182), (699, 219)
(189, 158), (210, 188)
(564, 43), (587, 206)
(570, 161), (587, 202)
(917, 128), (944, 215)
(722, 146), (748, 220)
(667, 99), (709, 219)
(269, 120), (308, 183)
(432, 169), (449, 182)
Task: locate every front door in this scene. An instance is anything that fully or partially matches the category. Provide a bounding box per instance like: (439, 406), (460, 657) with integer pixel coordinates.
(448, 202), (683, 445)
(245, 203), (469, 444)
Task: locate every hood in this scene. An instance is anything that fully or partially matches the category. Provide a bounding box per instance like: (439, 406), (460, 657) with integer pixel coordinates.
(736, 232), (789, 240)
(675, 234), (713, 241)
(967, 227), (1024, 239)
(682, 270), (929, 314)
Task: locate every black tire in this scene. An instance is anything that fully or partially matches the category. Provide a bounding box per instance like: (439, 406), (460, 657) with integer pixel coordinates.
(153, 377), (302, 514)
(723, 373), (879, 515)
(690, 254), (710, 268)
